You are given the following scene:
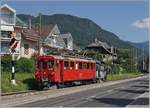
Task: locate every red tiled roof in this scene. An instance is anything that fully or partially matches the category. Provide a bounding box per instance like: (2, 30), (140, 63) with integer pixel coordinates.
(21, 28), (40, 42)
(41, 25), (54, 37)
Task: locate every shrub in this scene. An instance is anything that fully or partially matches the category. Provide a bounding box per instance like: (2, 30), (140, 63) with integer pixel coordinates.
(16, 58), (35, 73)
(1, 55), (12, 73)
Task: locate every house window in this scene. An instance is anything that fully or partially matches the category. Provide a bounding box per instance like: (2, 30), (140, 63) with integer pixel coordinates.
(1, 31), (11, 38)
(24, 44), (29, 55)
(1, 43), (9, 53)
(35, 46), (38, 53)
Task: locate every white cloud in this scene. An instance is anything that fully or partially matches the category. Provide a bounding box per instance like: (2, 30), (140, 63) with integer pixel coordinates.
(132, 18), (150, 29)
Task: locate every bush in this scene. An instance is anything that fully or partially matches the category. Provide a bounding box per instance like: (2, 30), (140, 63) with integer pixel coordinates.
(1, 56), (35, 73)
(1, 56), (12, 73)
(16, 58), (35, 73)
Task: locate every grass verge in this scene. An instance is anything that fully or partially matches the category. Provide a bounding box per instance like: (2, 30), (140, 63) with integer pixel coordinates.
(107, 72), (143, 81)
(2, 72), (143, 93)
(1, 72), (37, 93)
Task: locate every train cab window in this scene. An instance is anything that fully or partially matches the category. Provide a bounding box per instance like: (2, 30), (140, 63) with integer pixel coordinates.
(37, 61), (41, 69)
(70, 62), (74, 70)
(48, 61), (54, 70)
(91, 63), (93, 70)
(42, 61), (47, 70)
(64, 61), (69, 70)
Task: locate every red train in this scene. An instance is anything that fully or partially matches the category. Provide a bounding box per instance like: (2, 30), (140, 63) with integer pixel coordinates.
(35, 55), (105, 89)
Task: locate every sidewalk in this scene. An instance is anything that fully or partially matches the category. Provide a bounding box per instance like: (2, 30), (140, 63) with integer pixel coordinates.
(126, 91), (149, 108)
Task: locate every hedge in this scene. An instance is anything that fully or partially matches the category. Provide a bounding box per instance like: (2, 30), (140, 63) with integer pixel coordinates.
(1, 56), (35, 73)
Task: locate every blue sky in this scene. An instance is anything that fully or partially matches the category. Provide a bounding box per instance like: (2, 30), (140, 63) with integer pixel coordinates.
(4, 0), (149, 42)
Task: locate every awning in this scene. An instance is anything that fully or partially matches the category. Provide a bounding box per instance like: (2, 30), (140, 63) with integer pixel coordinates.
(0, 25), (14, 31)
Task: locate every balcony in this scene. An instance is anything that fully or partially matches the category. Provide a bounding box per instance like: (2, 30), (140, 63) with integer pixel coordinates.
(1, 14), (15, 25)
(1, 42), (20, 55)
(1, 31), (21, 41)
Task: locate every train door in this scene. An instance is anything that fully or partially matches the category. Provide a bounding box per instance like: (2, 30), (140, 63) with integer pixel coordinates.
(57, 60), (63, 82)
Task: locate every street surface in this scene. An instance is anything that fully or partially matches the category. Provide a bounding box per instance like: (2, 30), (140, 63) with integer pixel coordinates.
(16, 75), (149, 107)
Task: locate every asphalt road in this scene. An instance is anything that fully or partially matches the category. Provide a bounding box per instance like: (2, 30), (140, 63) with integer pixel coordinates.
(16, 76), (149, 107)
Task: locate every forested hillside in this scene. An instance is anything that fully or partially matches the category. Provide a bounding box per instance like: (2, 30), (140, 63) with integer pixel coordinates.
(17, 14), (134, 49)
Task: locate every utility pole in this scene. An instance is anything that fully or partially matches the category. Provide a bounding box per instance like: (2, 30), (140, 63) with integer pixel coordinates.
(143, 47), (145, 71)
(38, 13), (42, 55)
(10, 32), (18, 85)
(11, 53), (16, 85)
(135, 48), (138, 71)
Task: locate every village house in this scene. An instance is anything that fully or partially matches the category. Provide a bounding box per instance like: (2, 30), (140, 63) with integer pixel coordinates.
(85, 38), (117, 62)
(1, 4), (20, 56)
(1, 4), (74, 58)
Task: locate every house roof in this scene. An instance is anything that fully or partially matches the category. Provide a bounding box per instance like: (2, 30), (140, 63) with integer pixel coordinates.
(1, 4), (16, 13)
(16, 16), (28, 27)
(88, 39), (110, 49)
(21, 28), (40, 42)
(55, 36), (66, 48)
(61, 33), (73, 39)
(43, 35), (66, 49)
(35, 24), (55, 38)
(86, 38), (112, 54)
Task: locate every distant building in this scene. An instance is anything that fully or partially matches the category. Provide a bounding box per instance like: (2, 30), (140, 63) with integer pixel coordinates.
(85, 38), (117, 62)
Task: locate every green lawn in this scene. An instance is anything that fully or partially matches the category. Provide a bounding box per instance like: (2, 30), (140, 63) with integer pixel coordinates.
(1, 72), (37, 93)
(107, 72), (143, 81)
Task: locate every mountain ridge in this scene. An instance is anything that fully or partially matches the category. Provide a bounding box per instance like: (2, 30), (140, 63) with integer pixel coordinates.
(17, 14), (136, 49)
(128, 41), (149, 52)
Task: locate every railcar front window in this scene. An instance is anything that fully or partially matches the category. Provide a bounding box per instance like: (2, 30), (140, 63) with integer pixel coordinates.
(43, 62), (47, 70)
(37, 61), (42, 69)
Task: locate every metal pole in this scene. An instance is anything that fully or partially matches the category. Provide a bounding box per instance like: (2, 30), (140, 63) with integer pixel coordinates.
(143, 48), (145, 70)
(11, 53), (17, 85)
(38, 13), (42, 55)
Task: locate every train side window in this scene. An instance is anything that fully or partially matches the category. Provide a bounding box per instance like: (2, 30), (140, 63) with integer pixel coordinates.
(79, 62), (82, 69)
(75, 63), (78, 70)
(91, 63), (93, 70)
(48, 61), (54, 70)
(70, 62), (74, 70)
(87, 63), (89, 69)
(84, 63), (87, 69)
(64, 61), (69, 70)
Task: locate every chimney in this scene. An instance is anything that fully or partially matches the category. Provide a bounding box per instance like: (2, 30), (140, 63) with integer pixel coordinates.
(28, 19), (31, 30)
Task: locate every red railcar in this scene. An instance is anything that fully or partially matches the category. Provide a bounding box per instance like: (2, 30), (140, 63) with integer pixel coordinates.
(35, 55), (96, 88)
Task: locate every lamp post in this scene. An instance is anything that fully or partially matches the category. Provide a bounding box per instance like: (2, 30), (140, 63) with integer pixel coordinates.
(35, 13), (42, 55)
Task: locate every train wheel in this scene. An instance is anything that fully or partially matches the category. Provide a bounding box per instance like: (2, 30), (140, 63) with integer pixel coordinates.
(56, 83), (64, 89)
(38, 82), (43, 90)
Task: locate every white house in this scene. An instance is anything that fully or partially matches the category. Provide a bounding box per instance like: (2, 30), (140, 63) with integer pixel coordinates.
(1, 4), (18, 55)
(61, 33), (73, 50)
